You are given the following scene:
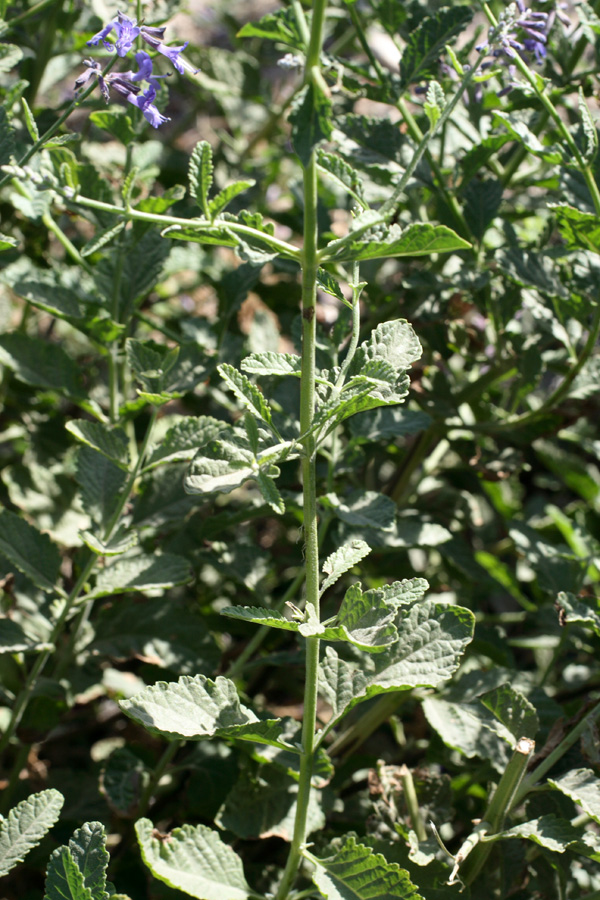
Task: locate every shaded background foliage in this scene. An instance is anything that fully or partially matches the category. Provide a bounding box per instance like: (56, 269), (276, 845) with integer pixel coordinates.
(0, 0), (600, 897)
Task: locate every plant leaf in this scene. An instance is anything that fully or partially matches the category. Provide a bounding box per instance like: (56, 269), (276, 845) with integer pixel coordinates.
(316, 149), (366, 207)
(0, 510), (61, 592)
(306, 834), (423, 900)
(85, 553), (192, 600)
(556, 591), (600, 635)
(321, 490), (396, 531)
(289, 83), (333, 168)
(0, 332), (84, 398)
(399, 6), (472, 88)
(323, 222), (471, 263)
(549, 769), (600, 823)
(66, 421), (130, 469)
(208, 180), (255, 218)
(238, 7), (305, 47)
(146, 416), (224, 469)
(216, 766), (324, 841)
(189, 140), (213, 216)
(44, 846), (93, 900)
(552, 204), (600, 255)
(67, 822), (109, 900)
(0, 618), (53, 654)
(241, 351), (302, 378)
(479, 683), (539, 741)
(135, 818), (252, 900)
(120, 674), (286, 745)
(321, 539), (371, 594)
(0, 789), (64, 877)
(218, 363), (272, 424)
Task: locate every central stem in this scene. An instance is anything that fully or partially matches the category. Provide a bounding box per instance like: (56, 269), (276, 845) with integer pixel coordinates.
(275, 3), (328, 896)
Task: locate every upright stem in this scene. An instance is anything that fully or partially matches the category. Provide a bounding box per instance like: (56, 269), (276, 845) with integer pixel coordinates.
(275, 4), (327, 898)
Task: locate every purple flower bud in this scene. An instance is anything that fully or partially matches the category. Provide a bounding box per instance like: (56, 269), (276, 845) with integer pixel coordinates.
(87, 21), (116, 52)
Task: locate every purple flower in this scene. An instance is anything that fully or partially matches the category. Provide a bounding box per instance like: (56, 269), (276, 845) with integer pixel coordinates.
(88, 11), (140, 57)
(131, 50), (169, 91)
(80, 12), (191, 129)
(156, 41), (189, 75)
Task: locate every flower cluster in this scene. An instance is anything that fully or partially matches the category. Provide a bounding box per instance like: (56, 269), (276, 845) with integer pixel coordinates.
(75, 11), (196, 128)
(473, 0), (570, 96)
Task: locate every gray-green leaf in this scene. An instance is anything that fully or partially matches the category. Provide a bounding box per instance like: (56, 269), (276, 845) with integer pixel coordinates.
(306, 835), (423, 900)
(0, 789), (64, 877)
(0, 510), (61, 593)
(136, 818), (252, 900)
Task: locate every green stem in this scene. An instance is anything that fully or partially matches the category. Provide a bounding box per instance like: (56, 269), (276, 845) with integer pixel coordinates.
(138, 739), (183, 817)
(56, 193), (301, 261)
(512, 697), (600, 807)
(0, 57), (119, 191)
(274, 4), (327, 896)
(399, 764), (427, 842)
(456, 737), (535, 886)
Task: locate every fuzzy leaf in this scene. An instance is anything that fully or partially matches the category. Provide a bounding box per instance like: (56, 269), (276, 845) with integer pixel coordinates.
(493, 111), (562, 164)
(0, 332), (84, 398)
(579, 87), (598, 163)
(135, 819), (251, 900)
(66, 421), (129, 469)
(320, 598), (473, 731)
(208, 180), (255, 218)
(0, 106), (15, 167)
(76, 447), (127, 529)
(316, 149), (366, 206)
(552, 204), (600, 255)
(488, 813), (591, 853)
(321, 539), (371, 594)
(556, 591), (600, 635)
(44, 847), (93, 900)
(321, 490), (396, 531)
(0, 618), (52, 654)
(89, 108), (135, 145)
(549, 769), (600, 823)
(317, 267), (347, 303)
(360, 318), (423, 372)
(369, 601), (474, 690)
(146, 416), (224, 469)
(400, 6), (472, 88)
(256, 470), (285, 514)
(21, 97), (39, 140)
(289, 83), (333, 168)
(218, 363), (272, 424)
(189, 140), (213, 216)
(85, 553), (192, 600)
(216, 767), (324, 841)
(306, 835), (423, 900)
(479, 683), (539, 741)
(0, 510), (61, 592)
(67, 822), (109, 900)
(241, 352), (302, 378)
(324, 222), (471, 263)
(238, 7), (304, 45)
(121, 674), (286, 746)
(0, 790), (64, 877)
(223, 591), (397, 653)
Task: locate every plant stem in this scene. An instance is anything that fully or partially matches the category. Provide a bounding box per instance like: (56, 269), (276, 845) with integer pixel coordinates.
(138, 739), (183, 817)
(274, 3), (327, 896)
(55, 193), (301, 261)
(512, 697), (600, 807)
(0, 57), (119, 191)
(455, 737), (535, 886)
